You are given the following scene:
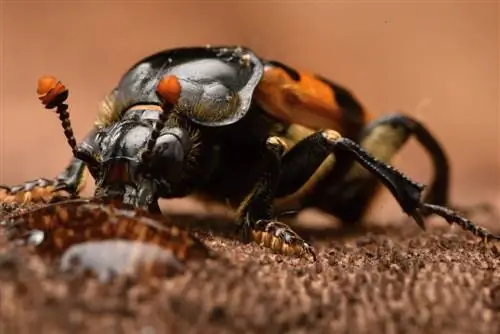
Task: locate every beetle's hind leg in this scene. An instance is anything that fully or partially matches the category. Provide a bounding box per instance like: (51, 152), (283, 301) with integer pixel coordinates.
(273, 129), (500, 244)
(306, 113), (495, 224)
(235, 136), (317, 261)
(0, 157), (87, 205)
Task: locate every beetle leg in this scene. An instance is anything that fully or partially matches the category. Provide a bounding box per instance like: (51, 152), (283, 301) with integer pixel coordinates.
(272, 129), (500, 243)
(304, 113), (493, 223)
(235, 136), (317, 261)
(300, 113), (434, 223)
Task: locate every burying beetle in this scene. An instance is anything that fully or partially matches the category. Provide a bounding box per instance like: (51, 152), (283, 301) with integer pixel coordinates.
(1, 45), (498, 262)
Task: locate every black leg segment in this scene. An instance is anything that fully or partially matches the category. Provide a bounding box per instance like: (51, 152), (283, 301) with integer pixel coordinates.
(303, 113), (451, 223)
(272, 128), (500, 242)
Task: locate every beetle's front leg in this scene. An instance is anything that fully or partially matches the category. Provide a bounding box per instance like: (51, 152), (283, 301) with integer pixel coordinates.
(235, 136), (317, 261)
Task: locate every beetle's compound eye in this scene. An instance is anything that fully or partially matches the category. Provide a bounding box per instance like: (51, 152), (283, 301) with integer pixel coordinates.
(156, 75), (181, 105)
(37, 75), (68, 108)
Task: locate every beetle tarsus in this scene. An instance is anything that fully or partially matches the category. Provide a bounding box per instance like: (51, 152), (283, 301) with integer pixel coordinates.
(420, 203), (500, 242)
(445, 202), (499, 223)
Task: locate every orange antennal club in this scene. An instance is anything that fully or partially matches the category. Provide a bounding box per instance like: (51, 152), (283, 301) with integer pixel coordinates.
(37, 75), (69, 109)
(36, 75), (77, 155)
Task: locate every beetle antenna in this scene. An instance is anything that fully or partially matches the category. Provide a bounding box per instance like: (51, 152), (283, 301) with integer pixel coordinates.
(37, 76), (78, 156)
(141, 75), (182, 164)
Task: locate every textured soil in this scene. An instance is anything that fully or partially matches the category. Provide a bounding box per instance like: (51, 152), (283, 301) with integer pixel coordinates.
(1, 202), (500, 334)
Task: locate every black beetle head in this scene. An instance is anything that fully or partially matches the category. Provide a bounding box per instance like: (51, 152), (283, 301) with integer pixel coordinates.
(75, 113), (192, 212)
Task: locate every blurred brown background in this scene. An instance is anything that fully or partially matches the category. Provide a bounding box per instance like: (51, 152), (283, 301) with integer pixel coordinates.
(1, 2), (499, 222)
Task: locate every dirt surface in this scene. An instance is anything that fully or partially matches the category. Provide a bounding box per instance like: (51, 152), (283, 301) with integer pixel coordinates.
(1, 202), (500, 334)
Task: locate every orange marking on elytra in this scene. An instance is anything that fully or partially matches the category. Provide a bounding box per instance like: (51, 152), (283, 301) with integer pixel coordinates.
(255, 67), (345, 131)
